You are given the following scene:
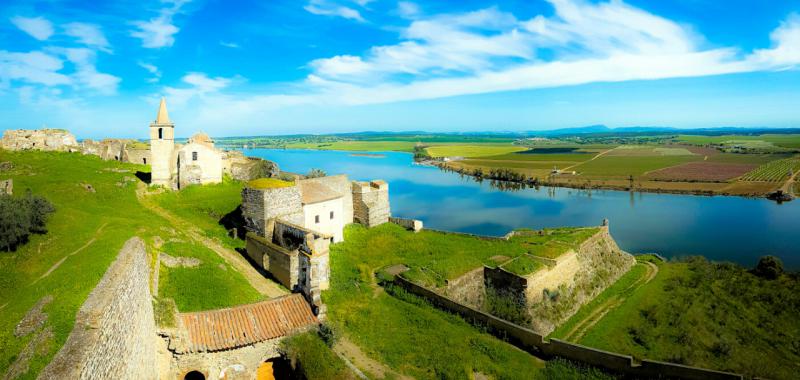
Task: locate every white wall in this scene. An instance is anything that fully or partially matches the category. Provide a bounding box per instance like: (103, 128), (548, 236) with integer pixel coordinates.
(177, 142), (223, 184)
(302, 198), (345, 242)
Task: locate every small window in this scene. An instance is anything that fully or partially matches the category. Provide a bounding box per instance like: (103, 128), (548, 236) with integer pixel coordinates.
(315, 215), (320, 224)
(192, 152), (198, 161)
(330, 211), (334, 219)
(143, 158), (147, 164)
(158, 128), (163, 139)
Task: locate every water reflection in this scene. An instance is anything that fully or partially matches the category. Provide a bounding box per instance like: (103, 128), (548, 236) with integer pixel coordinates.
(244, 149), (800, 269)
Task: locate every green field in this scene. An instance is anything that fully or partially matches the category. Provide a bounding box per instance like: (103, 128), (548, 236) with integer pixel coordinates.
(574, 257), (800, 380)
(425, 144), (527, 158)
(676, 134), (800, 150)
(158, 241), (263, 312)
(572, 155), (700, 178)
(0, 151), (173, 378)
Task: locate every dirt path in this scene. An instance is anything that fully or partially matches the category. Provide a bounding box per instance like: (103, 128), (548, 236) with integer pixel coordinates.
(563, 148), (614, 171)
(561, 261), (658, 342)
(334, 337), (413, 380)
(136, 183), (286, 298)
(779, 168), (800, 195)
(34, 222), (109, 284)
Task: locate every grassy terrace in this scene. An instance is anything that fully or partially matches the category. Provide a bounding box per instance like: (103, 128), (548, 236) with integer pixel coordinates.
(500, 255), (544, 276)
(509, 227), (600, 259)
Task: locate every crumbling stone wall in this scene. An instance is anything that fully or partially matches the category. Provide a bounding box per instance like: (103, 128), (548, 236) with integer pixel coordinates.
(226, 154), (280, 181)
(245, 232), (299, 290)
(1, 179), (11, 195)
(352, 180), (390, 227)
(38, 237), (156, 380)
(124, 148), (150, 165)
(241, 186), (303, 237)
(445, 267), (485, 308)
(1, 129), (79, 152)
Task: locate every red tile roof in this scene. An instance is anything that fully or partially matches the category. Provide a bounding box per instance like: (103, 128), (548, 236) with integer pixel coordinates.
(179, 294), (317, 353)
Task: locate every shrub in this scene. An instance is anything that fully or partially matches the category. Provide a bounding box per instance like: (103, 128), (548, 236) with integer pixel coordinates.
(0, 191), (55, 251)
(281, 331), (352, 380)
(753, 255), (783, 280)
(306, 168), (326, 178)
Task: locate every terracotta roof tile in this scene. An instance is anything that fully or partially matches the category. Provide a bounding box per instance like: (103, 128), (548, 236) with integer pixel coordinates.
(178, 294), (317, 353)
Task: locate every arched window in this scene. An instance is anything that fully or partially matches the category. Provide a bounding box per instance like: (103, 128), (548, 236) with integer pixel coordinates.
(158, 128), (163, 139)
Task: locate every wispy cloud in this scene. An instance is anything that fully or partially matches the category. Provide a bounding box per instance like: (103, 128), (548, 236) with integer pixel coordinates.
(10, 16), (54, 41)
(138, 61), (161, 83)
(220, 41), (240, 48)
(162, 72), (233, 105)
(304, 0), (366, 22)
(748, 13), (800, 69)
(64, 23), (112, 53)
(0, 51), (69, 87)
(397, 1), (420, 19)
(131, 0), (192, 48)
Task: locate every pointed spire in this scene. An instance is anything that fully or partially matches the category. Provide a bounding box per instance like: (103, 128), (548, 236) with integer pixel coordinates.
(155, 97), (171, 124)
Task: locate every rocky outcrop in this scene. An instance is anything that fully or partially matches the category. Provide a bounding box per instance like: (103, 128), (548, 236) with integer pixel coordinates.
(224, 152), (280, 181)
(1, 129), (79, 152)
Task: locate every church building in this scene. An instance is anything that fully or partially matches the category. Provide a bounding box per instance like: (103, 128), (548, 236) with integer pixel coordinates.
(149, 98), (223, 189)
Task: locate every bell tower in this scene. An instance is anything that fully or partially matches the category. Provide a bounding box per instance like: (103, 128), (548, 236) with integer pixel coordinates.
(149, 97), (175, 186)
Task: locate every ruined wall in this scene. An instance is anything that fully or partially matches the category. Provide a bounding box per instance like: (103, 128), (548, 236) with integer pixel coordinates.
(1, 129), (79, 152)
(444, 267), (485, 308)
(124, 148), (150, 165)
(38, 237), (156, 380)
(241, 186), (303, 237)
(225, 154), (280, 181)
(389, 217), (423, 232)
(0, 179), (11, 195)
(352, 180), (390, 227)
(245, 232), (299, 290)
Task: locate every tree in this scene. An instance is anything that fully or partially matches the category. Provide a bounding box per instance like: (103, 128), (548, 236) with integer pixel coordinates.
(306, 168), (326, 178)
(753, 255), (784, 280)
(0, 191), (55, 251)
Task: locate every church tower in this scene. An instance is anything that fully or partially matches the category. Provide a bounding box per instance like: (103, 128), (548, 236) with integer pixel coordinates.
(149, 97), (175, 187)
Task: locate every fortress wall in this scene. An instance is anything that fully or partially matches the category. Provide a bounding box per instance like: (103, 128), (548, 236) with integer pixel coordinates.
(444, 266), (485, 308)
(524, 251), (581, 303)
(124, 148), (150, 165)
(393, 275), (743, 380)
(38, 237), (156, 380)
(352, 180), (389, 227)
(241, 186), (303, 236)
(245, 232), (298, 290)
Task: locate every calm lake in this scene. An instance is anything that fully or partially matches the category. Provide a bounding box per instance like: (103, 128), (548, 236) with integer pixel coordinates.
(244, 148), (800, 269)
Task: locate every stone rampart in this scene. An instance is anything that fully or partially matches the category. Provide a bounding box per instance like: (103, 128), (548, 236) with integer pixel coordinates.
(301, 175), (353, 223)
(444, 267), (485, 308)
(241, 186), (303, 236)
(1, 129), (79, 152)
(38, 237), (156, 380)
(352, 180), (389, 227)
(393, 276), (742, 380)
(389, 217), (423, 232)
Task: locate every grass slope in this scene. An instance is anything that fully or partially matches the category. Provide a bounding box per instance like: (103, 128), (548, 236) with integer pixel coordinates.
(578, 257), (800, 380)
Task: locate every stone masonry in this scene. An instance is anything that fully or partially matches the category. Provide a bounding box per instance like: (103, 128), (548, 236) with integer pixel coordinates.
(352, 180), (390, 227)
(241, 186), (304, 237)
(1, 129), (79, 152)
(38, 237), (156, 380)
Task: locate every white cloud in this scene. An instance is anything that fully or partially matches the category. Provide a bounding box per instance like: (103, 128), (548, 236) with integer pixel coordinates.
(749, 13), (800, 69)
(10, 16), (54, 41)
(397, 1), (420, 19)
(130, 0), (191, 48)
(64, 23), (112, 52)
(163, 72), (232, 105)
(60, 48), (121, 94)
(220, 41), (240, 48)
(138, 61), (161, 83)
(304, 0), (365, 22)
(0, 51), (70, 86)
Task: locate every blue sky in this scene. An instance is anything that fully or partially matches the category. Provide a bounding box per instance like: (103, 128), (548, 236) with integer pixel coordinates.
(1, 0), (799, 138)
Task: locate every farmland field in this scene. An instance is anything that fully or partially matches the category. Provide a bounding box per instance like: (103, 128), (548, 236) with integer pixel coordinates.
(740, 158), (800, 182)
(676, 134), (800, 150)
(572, 155), (701, 178)
(425, 144), (527, 158)
(646, 162), (757, 182)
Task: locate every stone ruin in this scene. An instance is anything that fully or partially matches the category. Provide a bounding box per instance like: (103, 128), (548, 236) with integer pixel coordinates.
(1, 129), (79, 152)
(353, 180), (390, 227)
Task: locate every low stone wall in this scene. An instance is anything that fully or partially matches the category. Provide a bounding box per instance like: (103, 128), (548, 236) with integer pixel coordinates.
(389, 217), (423, 232)
(38, 237), (157, 380)
(246, 232), (298, 290)
(393, 276), (742, 380)
(422, 228), (508, 241)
